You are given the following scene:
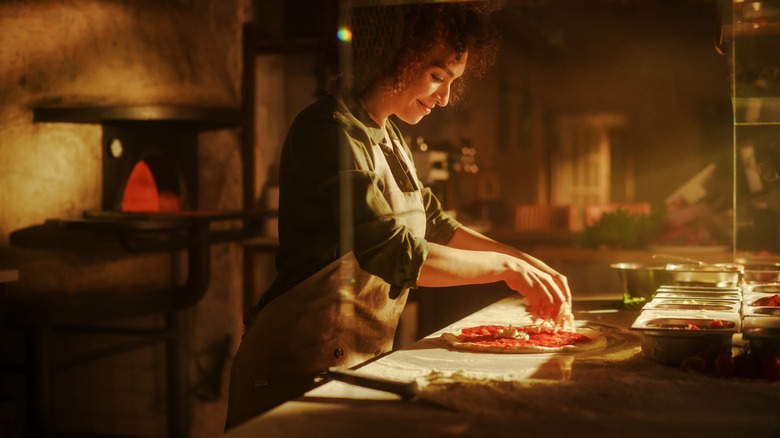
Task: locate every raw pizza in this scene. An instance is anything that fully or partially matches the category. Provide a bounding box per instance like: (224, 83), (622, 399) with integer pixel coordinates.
(440, 324), (606, 354)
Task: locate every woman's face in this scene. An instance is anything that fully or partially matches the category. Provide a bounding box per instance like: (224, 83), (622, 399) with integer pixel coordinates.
(389, 43), (468, 125)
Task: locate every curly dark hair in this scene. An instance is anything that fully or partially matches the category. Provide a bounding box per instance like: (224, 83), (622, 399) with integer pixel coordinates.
(350, 2), (501, 105)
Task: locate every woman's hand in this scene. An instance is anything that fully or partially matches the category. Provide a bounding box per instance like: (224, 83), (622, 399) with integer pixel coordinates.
(418, 226), (573, 325)
(444, 226), (573, 312)
(500, 258), (570, 321)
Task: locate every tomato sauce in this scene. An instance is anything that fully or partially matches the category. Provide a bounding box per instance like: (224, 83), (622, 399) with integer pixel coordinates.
(457, 325), (591, 348)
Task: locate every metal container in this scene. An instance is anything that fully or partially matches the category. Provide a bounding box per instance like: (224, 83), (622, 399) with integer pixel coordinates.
(744, 283), (780, 294)
(631, 311), (740, 366)
(744, 306), (780, 317)
(742, 263), (780, 285)
(742, 316), (780, 350)
(643, 299), (741, 313)
(665, 263), (744, 288)
(658, 285), (741, 293)
(654, 288), (742, 302)
(742, 291), (780, 317)
(610, 262), (673, 304)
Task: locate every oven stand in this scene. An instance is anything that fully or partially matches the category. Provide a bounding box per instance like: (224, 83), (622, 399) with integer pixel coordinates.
(5, 211), (263, 437)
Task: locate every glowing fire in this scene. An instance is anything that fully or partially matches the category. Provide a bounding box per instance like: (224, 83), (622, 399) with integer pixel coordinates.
(122, 160), (181, 212)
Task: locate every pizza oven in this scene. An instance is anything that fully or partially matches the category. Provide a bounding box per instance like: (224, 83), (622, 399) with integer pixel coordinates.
(33, 105), (239, 213)
(5, 104), (246, 437)
(103, 123), (196, 212)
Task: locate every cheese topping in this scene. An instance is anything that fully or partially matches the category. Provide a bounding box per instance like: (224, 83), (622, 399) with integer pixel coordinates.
(496, 326), (531, 340)
(555, 303), (576, 331)
(536, 302), (575, 332)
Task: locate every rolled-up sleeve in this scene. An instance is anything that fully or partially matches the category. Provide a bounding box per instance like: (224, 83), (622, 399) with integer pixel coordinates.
(421, 187), (461, 244)
(312, 128), (429, 290)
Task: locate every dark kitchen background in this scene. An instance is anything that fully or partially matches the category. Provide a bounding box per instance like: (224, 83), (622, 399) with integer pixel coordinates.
(0, 0), (749, 437)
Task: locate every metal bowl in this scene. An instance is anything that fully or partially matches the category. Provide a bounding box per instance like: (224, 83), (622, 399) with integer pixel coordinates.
(637, 331), (734, 366)
(611, 262), (673, 304)
(631, 312), (740, 366)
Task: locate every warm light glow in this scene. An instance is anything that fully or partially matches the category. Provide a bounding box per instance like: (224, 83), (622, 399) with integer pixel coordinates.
(122, 161), (159, 212)
(110, 138), (123, 158)
(122, 159), (182, 212)
(337, 26), (352, 42)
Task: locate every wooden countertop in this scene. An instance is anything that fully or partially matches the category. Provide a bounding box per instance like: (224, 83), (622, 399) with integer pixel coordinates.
(225, 295), (780, 438)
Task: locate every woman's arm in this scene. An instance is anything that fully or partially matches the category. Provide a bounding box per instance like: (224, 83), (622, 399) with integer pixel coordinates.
(447, 226), (572, 300)
(416, 226), (571, 321)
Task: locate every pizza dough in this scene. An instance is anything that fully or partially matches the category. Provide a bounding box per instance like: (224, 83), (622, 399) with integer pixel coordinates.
(440, 324), (607, 354)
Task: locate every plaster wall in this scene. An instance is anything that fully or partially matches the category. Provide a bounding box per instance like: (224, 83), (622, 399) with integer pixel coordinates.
(0, 1), (251, 436)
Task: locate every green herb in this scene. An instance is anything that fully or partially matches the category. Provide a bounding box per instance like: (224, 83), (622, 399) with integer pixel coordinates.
(578, 208), (663, 249)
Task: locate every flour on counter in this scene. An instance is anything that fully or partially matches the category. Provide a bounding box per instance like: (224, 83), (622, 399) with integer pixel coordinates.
(412, 356), (780, 437)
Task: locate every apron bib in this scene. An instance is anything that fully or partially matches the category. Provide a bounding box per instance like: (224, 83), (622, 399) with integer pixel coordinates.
(226, 132), (426, 427)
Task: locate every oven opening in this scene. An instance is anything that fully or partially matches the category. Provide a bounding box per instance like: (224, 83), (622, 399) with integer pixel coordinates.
(122, 156), (182, 212)
(103, 124), (198, 212)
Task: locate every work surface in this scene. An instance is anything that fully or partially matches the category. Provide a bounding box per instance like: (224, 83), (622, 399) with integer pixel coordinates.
(226, 295), (780, 438)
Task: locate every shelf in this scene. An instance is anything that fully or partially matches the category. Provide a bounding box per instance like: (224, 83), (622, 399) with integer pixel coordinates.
(733, 97), (780, 125)
(33, 105), (241, 131)
(723, 22), (780, 37)
(242, 236), (279, 251)
(251, 38), (321, 55)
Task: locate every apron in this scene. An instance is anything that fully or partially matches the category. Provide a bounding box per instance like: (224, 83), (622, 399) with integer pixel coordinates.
(226, 132), (427, 428)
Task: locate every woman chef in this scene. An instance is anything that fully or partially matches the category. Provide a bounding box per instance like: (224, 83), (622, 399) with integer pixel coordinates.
(226, 2), (572, 428)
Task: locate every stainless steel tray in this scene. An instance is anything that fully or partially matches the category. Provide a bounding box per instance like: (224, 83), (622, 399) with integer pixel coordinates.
(744, 283), (780, 294)
(665, 263), (743, 288)
(642, 299), (741, 313)
(656, 285), (741, 293)
(741, 316), (780, 347)
(631, 310), (741, 334)
(654, 291), (741, 301)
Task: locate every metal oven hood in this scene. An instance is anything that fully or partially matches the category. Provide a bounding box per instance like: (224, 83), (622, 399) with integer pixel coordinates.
(32, 104), (240, 130)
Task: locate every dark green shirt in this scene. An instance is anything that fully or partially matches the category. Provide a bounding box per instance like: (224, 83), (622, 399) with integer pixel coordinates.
(256, 94), (460, 311)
